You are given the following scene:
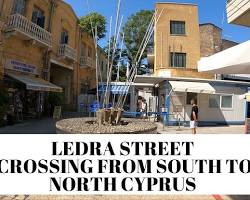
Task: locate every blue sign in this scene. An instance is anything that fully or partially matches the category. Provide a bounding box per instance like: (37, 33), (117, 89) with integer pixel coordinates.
(89, 101), (100, 112)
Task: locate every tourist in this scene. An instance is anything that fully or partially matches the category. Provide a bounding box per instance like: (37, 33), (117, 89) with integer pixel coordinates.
(190, 99), (198, 134)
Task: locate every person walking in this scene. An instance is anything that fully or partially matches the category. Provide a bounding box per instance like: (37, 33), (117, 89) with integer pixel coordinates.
(190, 99), (198, 134)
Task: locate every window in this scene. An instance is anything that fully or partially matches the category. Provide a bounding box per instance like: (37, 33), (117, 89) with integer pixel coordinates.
(80, 43), (86, 56)
(221, 95), (233, 108)
(12, 0), (26, 15)
(170, 52), (186, 68)
(209, 95), (220, 108)
(186, 93), (197, 105)
(170, 21), (186, 35)
(80, 80), (89, 94)
(31, 7), (45, 28)
(88, 47), (92, 58)
(101, 61), (104, 72)
(208, 95), (233, 109)
(60, 30), (69, 44)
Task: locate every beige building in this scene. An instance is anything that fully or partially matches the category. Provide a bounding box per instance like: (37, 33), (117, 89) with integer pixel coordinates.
(0, 0), (107, 116)
(227, 0), (250, 27)
(149, 2), (212, 79)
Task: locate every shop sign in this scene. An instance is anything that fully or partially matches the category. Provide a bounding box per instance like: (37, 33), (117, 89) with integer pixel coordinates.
(53, 106), (62, 119)
(5, 60), (38, 75)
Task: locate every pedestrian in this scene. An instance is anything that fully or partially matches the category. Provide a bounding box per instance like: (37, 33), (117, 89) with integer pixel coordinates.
(141, 99), (147, 119)
(190, 99), (198, 134)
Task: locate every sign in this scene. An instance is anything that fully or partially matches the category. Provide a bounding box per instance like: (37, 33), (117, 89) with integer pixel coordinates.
(53, 106), (62, 119)
(79, 103), (84, 113)
(89, 101), (100, 112)
(1, 135), (250, 194)
(5, 59), (38, 75)
(246, 94), (250, 102)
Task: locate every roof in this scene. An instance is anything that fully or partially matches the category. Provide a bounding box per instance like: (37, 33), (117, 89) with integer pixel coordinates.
(198, 40), (250, 74)
(199, 23), (222, 30)
(134, 75), (250, 86)
(60, 0), (79, 20)
(156, 2), (198, 6)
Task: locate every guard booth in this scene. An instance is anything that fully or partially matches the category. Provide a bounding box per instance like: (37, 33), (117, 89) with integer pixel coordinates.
(239, 92), (250, 134)
(135, 75), (250, 127)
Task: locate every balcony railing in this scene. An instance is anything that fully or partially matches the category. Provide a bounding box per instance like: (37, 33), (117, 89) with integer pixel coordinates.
(80, 56), (95, 68)
(58, 44), (77, 62)
(5, 14), (52, 47)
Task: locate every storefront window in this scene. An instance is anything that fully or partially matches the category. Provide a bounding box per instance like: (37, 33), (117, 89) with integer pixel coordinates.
(209, 95), (220, 108)
(221, 95), (233, 108)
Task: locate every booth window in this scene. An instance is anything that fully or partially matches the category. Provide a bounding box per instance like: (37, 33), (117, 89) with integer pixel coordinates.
(209, 95), (220, 108)
(12, 0), (26, 15)
(221, 95), (233, 108)
(170, 52), (186, 68)
(186, 93), (197, 105)
(170, 21), (186, 35)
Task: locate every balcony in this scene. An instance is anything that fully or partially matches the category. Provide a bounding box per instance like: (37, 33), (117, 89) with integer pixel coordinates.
(147, 47), (155, 67)
(227, 0), (250, 27)
(5, 14), (52, 47)
(58, 44), (77, 62)
(80, 56), (95, 68)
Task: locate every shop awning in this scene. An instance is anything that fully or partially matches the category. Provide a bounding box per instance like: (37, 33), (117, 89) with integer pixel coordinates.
(6, 72), (63, 93)
(169, 81), (216, 94)
(198, 40), (250, 74)
(98, 83), (129, 95)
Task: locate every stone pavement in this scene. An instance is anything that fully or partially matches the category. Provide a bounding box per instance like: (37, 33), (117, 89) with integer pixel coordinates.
(0, 195), (250, 200)
(0, 117), (245, 134)
(0, 118), (56, 134)
(157, 123), (245, 134)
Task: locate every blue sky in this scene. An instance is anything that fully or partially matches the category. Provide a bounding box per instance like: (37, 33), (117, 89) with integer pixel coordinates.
(65, 0), (250, 47)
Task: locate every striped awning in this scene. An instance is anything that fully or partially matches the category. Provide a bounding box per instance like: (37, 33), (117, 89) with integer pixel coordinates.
(98, 83), (129, 95)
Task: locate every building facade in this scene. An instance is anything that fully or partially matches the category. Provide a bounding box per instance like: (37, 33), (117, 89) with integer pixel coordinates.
(0, 0), (107, 118)
(139, 2), (249, 126)
(200, 23), (238, 57)
(149, 2), (213, 79)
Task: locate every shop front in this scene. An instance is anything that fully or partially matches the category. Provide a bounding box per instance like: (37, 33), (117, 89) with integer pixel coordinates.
(3, 59), (62, 123)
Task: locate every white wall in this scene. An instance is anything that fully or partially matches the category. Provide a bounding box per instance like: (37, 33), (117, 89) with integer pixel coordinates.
(198, 84), (246, 123)
(169, 85), (246, 124)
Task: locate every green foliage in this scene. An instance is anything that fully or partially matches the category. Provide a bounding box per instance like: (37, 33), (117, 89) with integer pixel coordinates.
(48, 92), (64, 107)
(123, 10), (154, 63)
(0, 84), (9, 126)
(79, 12), (107, 39)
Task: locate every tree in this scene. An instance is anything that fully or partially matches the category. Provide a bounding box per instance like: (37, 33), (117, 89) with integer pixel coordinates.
(103, 36), (129, 81)
(123, 10), (154, 64)
(79, 12), (107, 39)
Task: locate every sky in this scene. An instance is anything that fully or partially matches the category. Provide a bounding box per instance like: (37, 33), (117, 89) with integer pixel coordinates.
(65, 0), (250, 47)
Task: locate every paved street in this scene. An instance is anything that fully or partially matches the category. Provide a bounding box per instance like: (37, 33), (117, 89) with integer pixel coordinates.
(0, 118), (56, 134)
(0, 195), (250, 200)
(157, 123), (245, 134)
(0, 117), (245, 134)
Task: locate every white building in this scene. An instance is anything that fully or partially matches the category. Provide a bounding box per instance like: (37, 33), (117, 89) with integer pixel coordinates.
(135, 75), (250, 126)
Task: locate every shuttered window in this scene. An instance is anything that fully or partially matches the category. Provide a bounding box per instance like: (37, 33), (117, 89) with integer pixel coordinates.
(31, 7), (45, 28)
(60, 30), (69, 44)
(170, 21), (186, 35)
(12, 0), (26, 15)
(170, 52), (186, 68)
